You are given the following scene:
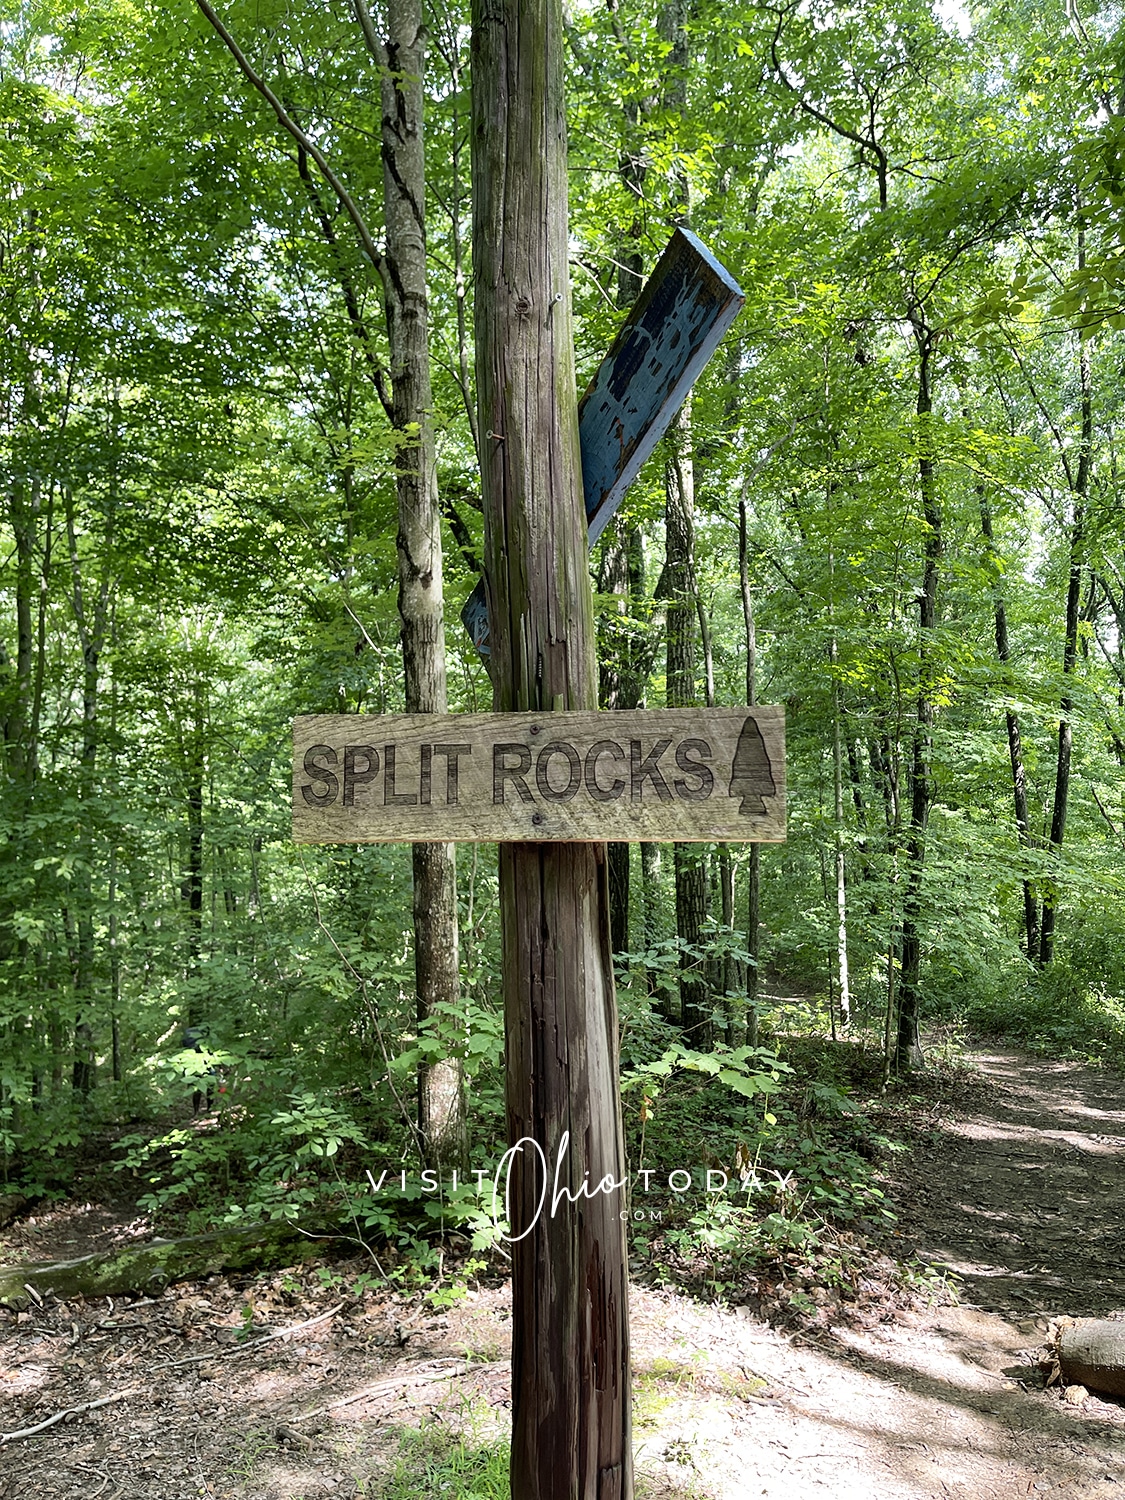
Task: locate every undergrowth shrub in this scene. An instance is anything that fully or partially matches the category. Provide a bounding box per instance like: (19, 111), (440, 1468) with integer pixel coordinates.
(941, 953), (1125, 1065)
(620, 1029), (902, 1299)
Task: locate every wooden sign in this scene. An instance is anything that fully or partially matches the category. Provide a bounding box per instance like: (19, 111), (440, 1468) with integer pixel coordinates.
(460, 227), (745, 657)
(579, 227), (744, 544)
(293, 708), (784, 844)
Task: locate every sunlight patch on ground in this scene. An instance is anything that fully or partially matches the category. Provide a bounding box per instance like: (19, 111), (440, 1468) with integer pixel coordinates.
(948, 1117), (1125, 1154)
(0, 1361), (52, 1396)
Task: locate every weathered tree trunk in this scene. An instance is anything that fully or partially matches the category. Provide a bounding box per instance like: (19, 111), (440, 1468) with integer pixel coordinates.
(1039, 278), (1092, 968)
(471, 0), (632, 1488)
(374, 0), (466, 1170)
(196, 0), (466, 1170)
(897, 326), (940, 1071)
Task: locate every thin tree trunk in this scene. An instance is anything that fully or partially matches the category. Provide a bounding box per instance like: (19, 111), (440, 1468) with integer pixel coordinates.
(471, 0), (632, 1488)
(897, 326), (940, 1071)
(871, 734), (899, 842)
(828, 520), (851, 1028)
(373, 0), (466, 1169)
(184, 686), (205, 1022)
(598, 531), (632, 954)
(696, 589), (735, 1031)
(1039, 265), (1092, 967)
(606, 843), (631, 954)
(831, 678), (851, 1029)
(197, 0), (465, 1167)
(641, 842), (663, 994)
(657, 0), (708, 1049)
(739, 500), (760, 1047)
(665, 408), (710, 1047)
(977, 481), (1039, 958)
(64, 485), (112, 1097)
(7, 480), (37, 783)
(718, 844), (735, 1043)
(600, 178), (647, 956)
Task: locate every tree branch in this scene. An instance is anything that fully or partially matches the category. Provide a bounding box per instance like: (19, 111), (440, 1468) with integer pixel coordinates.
(292, 142), (394, 421)
(194, 0), (385, 281)
(349, 0), (384, 68)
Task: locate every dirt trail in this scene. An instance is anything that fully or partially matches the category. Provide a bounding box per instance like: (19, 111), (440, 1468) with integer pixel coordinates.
(1, 1047), (1124, 1499)
(627, 1047), (1125, 1498)
(892, 1050), (1125, 1318)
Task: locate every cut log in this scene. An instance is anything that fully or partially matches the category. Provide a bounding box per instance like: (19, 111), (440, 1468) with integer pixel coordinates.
(0, 1221), (325, 1310)
(1059, 1318), (1125, 1399)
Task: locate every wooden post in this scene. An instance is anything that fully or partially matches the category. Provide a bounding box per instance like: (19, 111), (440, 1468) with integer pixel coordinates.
(470, 0), (632, 1492)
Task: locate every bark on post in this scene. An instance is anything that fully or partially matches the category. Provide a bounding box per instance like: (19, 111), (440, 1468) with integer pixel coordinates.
(471, 0), (632, 1492)
(376, 0), (466, 1169)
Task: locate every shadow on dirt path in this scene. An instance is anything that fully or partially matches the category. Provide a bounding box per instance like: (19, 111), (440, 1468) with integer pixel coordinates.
(890, 1049), (1125, 1318)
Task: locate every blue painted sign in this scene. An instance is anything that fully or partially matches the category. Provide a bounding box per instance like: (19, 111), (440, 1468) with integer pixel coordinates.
(460, 227), (744, 658)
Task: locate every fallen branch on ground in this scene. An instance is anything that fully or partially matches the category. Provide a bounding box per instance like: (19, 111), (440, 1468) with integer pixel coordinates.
(0, 1389), (139, 1445)
(291, 1358), (508, 1423)
(154, 1302), (345, 1369)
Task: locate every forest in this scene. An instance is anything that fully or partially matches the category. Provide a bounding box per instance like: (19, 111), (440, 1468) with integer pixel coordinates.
(3, 0), (1125, 1495)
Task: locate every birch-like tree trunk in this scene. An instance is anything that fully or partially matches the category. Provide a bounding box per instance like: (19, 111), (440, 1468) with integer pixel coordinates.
(828, 525), (851, 1029)
(195, 0), (467, 1167)
(376, 0), (465, 1169)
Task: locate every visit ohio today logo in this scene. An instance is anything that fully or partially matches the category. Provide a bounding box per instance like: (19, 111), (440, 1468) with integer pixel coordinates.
(366, 1132), (752, 1242)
